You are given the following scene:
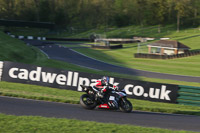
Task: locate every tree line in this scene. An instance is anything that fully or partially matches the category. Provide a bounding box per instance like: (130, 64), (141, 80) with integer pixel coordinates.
(0, 0), (199, 30)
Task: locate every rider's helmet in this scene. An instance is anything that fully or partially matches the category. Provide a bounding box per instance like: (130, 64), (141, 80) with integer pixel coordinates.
(101, 76), (109, 85)
(114, 85), (119, 91)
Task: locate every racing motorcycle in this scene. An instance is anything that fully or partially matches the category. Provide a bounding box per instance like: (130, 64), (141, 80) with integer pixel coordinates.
(79, 85), (132, 113)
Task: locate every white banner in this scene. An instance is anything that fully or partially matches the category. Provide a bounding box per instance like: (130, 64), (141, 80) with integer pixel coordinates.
(0, 61), (3, 81)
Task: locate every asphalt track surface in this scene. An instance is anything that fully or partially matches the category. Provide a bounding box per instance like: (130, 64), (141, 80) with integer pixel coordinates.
(0, 96), (200, 132)
(24, 39), (200, 83)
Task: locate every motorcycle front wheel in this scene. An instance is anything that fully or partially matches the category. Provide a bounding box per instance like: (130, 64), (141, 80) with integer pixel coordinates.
(80, 94), (97, 110)
(119, 98), (132, 113)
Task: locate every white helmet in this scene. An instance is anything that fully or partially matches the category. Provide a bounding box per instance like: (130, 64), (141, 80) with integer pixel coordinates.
(102, 76), (109, 84)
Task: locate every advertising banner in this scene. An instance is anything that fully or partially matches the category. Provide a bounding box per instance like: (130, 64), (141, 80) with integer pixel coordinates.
(1, 61), (179, 103)
(0, 61), (3, 81)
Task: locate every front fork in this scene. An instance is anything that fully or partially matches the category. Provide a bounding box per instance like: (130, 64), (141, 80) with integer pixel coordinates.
(120, 97), (127, 106)
(93, 92), (105, 104)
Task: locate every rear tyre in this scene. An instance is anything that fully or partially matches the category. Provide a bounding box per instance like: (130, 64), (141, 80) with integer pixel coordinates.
(119, 99), (132, 113)
(80, 94), (97, 110)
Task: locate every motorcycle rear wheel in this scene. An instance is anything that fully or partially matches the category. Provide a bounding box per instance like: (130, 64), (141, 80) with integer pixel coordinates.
(119, 99), (132, 113)
(80, 94), (97, 110)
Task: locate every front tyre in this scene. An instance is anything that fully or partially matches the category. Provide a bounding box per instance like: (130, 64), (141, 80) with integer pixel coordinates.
(80, 94), (97, 110)
(119, 99), (132, 113)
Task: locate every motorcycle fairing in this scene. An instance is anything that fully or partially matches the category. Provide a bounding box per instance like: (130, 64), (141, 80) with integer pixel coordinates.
(99, 104), (110, 109)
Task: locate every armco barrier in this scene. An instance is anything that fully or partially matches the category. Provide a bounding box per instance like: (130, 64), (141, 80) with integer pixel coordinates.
(177, 85), (200, 106)
(91, 44), (123, 49)
(46, 37), (90, 42)
(0, 19), (55, 29)
(135, 51), (200, 59)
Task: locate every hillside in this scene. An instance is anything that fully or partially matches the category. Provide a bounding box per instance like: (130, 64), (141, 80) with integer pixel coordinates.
(62, 26), (200, 78)
(0, 32), (98, 73)
(0, 32), (37, 63)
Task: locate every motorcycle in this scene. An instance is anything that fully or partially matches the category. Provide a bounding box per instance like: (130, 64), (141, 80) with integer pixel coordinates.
(79, 85), (132, 113)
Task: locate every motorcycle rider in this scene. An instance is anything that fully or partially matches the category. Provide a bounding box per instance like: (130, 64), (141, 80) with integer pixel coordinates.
(94, 76), (111, 97)
(93, 76), (118, 106)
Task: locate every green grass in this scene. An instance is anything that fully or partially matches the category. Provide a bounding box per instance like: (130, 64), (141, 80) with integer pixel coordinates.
(0, 32), (37, 63)
(0, 81), (200, 116)
(69, 31), (200, 77)
(0, 81), (82, 104)
(0, 113), (196, 133)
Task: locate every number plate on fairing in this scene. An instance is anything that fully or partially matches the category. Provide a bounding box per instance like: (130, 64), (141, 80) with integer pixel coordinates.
(109, 96), (115, 100)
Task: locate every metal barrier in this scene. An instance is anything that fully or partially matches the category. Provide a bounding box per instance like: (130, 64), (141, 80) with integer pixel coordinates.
(0, 19), (55, 29)
(177, 85), (200, 106)
(134, 50), (200, 59)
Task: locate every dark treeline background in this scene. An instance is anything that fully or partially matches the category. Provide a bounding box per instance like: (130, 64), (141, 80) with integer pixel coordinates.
(0, 0), (199, 29)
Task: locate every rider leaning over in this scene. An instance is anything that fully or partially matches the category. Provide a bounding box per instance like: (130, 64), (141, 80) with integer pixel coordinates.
(93, 76), (118, 102)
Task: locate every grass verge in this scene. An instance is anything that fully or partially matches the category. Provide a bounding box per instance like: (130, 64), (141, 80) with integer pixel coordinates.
(0, 113), (196, 133)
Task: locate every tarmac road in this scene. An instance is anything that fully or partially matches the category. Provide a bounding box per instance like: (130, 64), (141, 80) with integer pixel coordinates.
(0, 96), (200, 132)
(24, 39), (200, 83)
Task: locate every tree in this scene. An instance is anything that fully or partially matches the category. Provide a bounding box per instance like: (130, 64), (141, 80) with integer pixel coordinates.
(174, 0), (191, 32)
(190, 0), (200, 26)
(0, 0), (15, 19)
(0, 0), (198, 29)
